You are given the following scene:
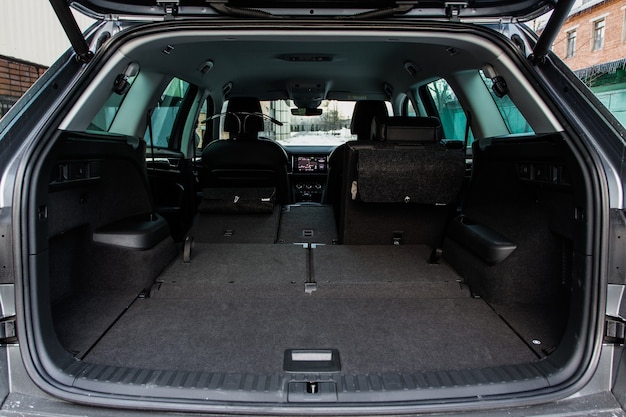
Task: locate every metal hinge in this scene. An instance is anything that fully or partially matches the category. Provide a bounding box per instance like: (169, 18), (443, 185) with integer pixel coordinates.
(0, 316), (17, 345)
(605, 316), (625, 345)
(445, 2), (468, 21)
(157, 0), (179, 20)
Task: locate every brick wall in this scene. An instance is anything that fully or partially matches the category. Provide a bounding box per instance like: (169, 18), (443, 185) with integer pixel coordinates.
(553, 0), (626, 71)
(0, 55), (47, 118)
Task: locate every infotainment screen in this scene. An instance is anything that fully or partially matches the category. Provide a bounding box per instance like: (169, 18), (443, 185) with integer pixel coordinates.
(296, 156), (327, 173)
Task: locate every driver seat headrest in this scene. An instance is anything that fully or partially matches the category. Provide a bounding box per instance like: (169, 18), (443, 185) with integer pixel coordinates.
(224, 97), (264, 139)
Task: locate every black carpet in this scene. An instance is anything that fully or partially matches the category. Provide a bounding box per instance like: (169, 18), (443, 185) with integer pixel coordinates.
(83, 296), (536, 374)
(80, 244), (538, 374)
(277, 204), (338, 244)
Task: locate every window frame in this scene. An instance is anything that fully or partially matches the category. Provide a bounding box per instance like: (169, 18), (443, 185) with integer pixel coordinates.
(623, 8), (626, 44)
(592, 18), (606, 51)
(566, 29), (577, 58)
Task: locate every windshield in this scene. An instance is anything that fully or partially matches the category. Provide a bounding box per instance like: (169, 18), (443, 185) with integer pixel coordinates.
(267, 100), (358, 146)
(219, 99), (359, 146)
(274, 100), (356, 146)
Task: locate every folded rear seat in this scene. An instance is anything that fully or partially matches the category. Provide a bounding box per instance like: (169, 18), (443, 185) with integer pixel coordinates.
(188, 187), (281, 243)
(338, 116), (465, 245)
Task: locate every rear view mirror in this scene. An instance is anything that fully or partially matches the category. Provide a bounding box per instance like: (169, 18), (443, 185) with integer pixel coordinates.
(291, 108), (323, 116)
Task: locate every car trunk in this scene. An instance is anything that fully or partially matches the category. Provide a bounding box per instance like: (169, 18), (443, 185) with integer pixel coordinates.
(35, 128), (588, 407)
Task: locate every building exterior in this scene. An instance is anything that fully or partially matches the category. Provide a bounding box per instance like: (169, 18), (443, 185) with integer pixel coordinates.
(0, 1), (94, 67)
(551, 0), (626, 124)
(553, 0), (626, 71)
(0, 55), (47, 118)
(0, 1), (94, 119)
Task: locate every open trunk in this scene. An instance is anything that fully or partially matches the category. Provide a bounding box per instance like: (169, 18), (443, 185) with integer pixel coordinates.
(33, 128), (591, 407)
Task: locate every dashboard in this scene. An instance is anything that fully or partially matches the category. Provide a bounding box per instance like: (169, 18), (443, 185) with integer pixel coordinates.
(294, 155), (328, 173)
(285, 146), (335, 203)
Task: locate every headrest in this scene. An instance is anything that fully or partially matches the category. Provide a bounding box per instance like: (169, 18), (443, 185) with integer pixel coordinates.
(223, 97), (264, 136)
(377, 116), (441, 143)
(350, 100), (389, 140)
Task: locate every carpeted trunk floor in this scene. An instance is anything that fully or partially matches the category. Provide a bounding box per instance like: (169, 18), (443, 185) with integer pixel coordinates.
(77, 244), (539, 374)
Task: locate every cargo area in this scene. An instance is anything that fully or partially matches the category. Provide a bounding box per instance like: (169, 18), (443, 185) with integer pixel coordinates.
(35, 130), (585, 401)
(53, 243), (563, 375)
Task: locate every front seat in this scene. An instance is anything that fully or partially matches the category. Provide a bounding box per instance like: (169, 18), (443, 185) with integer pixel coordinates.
(324, 100), (389, 206)
(201, 97), (290, 204)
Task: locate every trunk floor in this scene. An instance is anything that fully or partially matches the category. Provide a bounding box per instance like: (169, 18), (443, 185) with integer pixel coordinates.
(81, 244), (538, 374)
(83, 297), (537, 374)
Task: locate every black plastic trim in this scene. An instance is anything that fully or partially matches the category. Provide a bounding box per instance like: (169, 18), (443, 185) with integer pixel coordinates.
(92, 214), (170, 250)
(447, 215), (517, 265)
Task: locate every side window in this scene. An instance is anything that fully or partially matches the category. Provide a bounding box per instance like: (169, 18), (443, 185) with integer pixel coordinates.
(88, 74), (138, 132)
(479, 71), (534, 135)
(145, 78), (191, 148)
(422, 78), (474, 143)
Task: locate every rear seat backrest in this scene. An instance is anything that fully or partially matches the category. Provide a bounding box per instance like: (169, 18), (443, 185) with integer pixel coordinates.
(325, 100), (389, 206)
(338, 117), (465, 245)
(354, 116), (465, 205)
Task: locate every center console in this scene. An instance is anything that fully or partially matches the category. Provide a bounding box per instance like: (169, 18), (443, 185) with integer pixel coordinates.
(291, 155), (328, 203)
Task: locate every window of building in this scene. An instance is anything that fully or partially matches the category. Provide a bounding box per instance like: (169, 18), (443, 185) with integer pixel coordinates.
(593, 19), (605, 51)
(566, 30), (577, 58)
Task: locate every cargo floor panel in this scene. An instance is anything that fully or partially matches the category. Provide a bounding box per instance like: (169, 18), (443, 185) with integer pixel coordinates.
(154, 243), (468, 299)
(277, 204), (338, 244)
(66, 244), (548, 375)
(312, 245), (469, 298)
(53, 291), (140, 357)
(152, 243), (309, 299)
(82, 296), (537, 374)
